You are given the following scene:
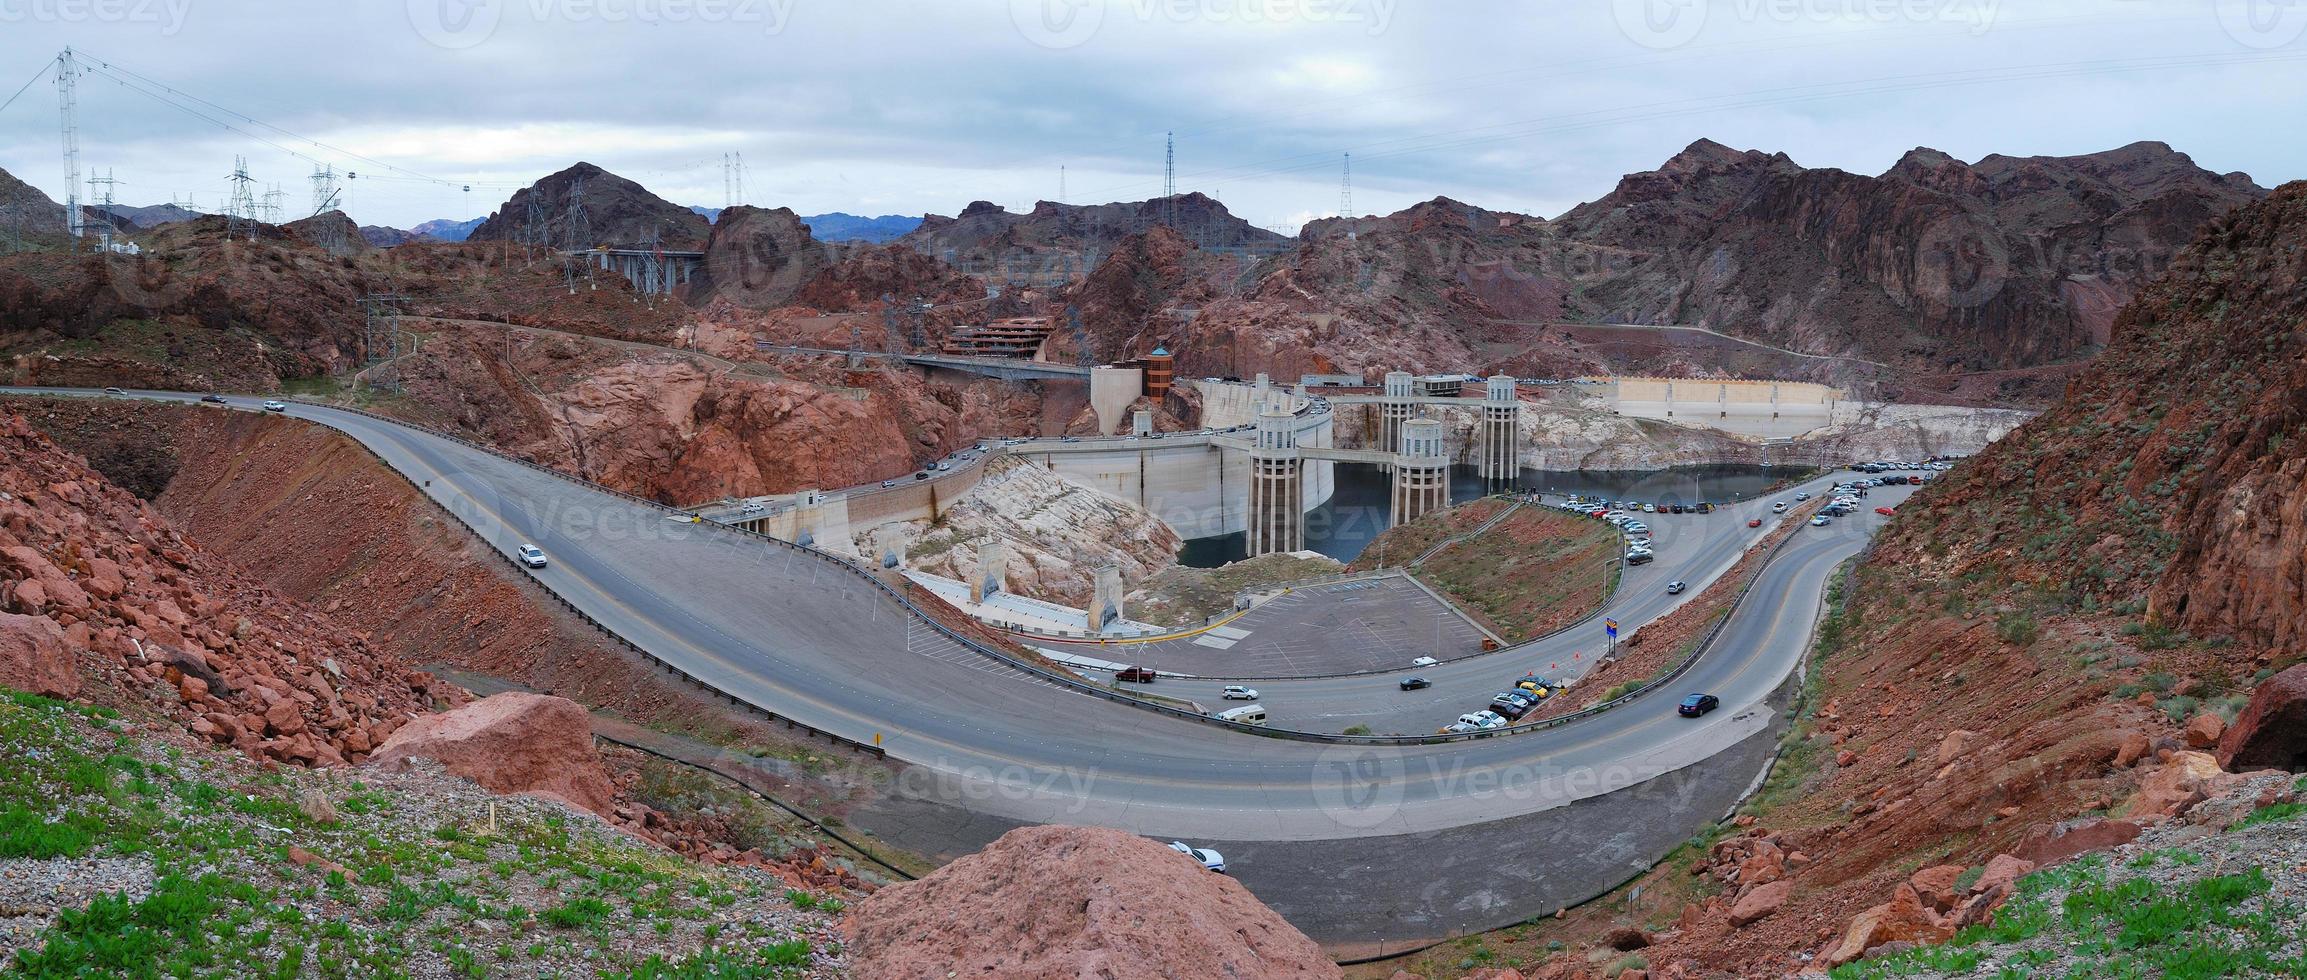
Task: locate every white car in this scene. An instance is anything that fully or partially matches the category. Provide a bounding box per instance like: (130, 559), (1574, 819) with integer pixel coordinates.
(738, 501), (766, 515)
(517, 544), (548, 568)
(1168, 841), (1226, 873)
(261, 400), (287, 412)
(1467, 711), (1508, 730)
(1794, 492), (1813, 501)
(1623, 522), (1649, 533)
(1410, 656), (1440, 667)
(1221, 685), (1259, 701)
(1772, 502), (1789, 514)
(1810, 515), (1832, 527)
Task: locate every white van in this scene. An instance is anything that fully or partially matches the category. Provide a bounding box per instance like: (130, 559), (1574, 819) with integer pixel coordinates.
(1216, 704), (1268, 726)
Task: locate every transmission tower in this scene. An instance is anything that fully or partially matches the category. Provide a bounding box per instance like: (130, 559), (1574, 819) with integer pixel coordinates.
(86, 169), (122, 250)
(1341, 152), (1355, 240)
(56, 49), (84, 247)
(225, 156), (257, 240)
(523, 192), (549, 252)
(309, 166), (340, 217)
(1059, 165), (1066, 204)
(723, 153), (735, 210)
(562, 176), (592, 290)
(1161, 131), (1176, 232)
(260, 185), (286, 226)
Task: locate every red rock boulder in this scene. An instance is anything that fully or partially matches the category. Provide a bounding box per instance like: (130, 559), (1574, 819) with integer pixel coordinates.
(0, 612), (79, 699)
(2219, 664), (2307, 772)
(366, 693), (613, 816)
(847, 825), (1341, 980)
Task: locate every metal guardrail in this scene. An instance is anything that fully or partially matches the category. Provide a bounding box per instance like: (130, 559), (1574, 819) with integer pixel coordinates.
(15, 389), (1824, 749)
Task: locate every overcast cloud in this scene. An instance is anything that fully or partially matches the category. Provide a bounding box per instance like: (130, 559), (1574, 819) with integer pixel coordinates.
(0, 0), (2302, 231)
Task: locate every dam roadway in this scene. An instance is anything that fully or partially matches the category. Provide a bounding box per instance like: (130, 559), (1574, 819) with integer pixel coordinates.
(4, 388), (1904, 947)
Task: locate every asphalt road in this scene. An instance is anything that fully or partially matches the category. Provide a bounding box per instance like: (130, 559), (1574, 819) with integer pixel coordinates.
(4, 387), (1913, 940)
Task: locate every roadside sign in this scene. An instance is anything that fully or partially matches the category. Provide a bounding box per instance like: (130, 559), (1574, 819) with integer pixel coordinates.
(1605, 618), (1619, 637)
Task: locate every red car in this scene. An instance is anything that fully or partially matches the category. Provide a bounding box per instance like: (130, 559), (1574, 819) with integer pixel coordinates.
(1747, 518), (1763, 528)
(1874, 506), (1896, 516)
(1115, 666), (1157, 683)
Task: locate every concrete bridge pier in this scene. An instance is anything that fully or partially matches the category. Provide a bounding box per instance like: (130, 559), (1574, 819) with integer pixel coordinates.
(1391, 418), (1449, 526)
(1478, 374), (1521, 482)
(1246, 398), (1305, 557)
(971, 538), (1009, 603)
(1091, 564), (1124, 631)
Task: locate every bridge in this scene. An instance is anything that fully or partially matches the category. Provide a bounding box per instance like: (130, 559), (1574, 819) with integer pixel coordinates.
(585, 247), (705, 296)
(755, 342), (1094, 381)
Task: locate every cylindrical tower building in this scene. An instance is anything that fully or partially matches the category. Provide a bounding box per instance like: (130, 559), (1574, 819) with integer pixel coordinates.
(1246, 398), (1305, 556)
(1478, 375), (1520, 482)
(1379, 370), (1414, 469)
(1391, 418), (1450, 527)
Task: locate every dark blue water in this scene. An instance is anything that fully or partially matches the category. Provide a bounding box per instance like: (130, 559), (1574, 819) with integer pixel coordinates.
(1177, 463), (1798, 567)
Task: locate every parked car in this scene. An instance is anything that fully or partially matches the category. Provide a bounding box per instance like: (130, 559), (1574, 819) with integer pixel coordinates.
(739, 501), (766, 515)
(1666, 581), (1686, 595)
(1458, 711), (1507, 730)
(1875, 506), (1897, 516)
(1221, 685), (1259, 701)
(1643, 503), (1657, 513)
(1410, 656), (1440, 667)
(1678, 693), (1721, 718)
(1626, 552), (1655, 566)
(880, 480), (896, 488)
(1515, 676), (1553, 696)
(1811, 515), (1832, 527)
(1168, 841), (1227, 873)
(261, 400), (287, 412)
(1115, 666), (1158, 683)
(516, 545), (548, 568)
(200, 394), (227, 404)
(1399, 676), (1431, 691)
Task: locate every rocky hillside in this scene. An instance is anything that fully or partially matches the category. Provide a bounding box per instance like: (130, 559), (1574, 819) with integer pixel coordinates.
(468, 161), (710, 250)
(0, 166), (63, 249)
(0, 408), (450, 766)
(899, 192), (1287, 260)
(850, 825), (1339, 979)
(1557, 139), (2262, 380)
(1382, 181), (2307, 979)
(1099, 142), (2257, 401)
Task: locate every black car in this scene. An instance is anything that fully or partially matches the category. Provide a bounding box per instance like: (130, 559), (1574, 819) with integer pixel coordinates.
(1398, 676), (1430, 691)
(1678, 693), (1721, 718)
(1489, 695), (1533, 720)
(200, 394), (227, 404)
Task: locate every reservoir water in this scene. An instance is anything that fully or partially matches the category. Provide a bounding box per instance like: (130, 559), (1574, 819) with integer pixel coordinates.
(1176, 463), (1801, 567)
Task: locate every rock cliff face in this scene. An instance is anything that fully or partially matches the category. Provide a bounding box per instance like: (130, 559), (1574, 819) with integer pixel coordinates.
(468, 161), (709, 250)
(685, 205), (833, 309)
(847, 825), (1341, 980)
(853, 456), (1182, 606)
(900, 192), (1288, 258)
(374, 320), (1042, 503)
(1088, 142), (2257, 402)
(1557, 139), (2262, 375)
(369, 692), (616, 815)
(0, 409), (452, 767)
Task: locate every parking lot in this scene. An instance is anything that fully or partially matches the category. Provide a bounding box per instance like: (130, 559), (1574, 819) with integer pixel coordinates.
(1112, 572), (1491, 678)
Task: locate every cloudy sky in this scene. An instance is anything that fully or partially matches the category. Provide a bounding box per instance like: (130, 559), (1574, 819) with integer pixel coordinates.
(1, 1), (2303, 231)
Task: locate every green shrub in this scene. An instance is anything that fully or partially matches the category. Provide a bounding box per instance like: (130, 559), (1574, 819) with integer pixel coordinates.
(541, 897), (613, 929)
(0, 806), (101, 859)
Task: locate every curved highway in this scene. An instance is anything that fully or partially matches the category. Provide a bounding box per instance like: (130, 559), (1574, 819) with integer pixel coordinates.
(2, 387), (1902, 834)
